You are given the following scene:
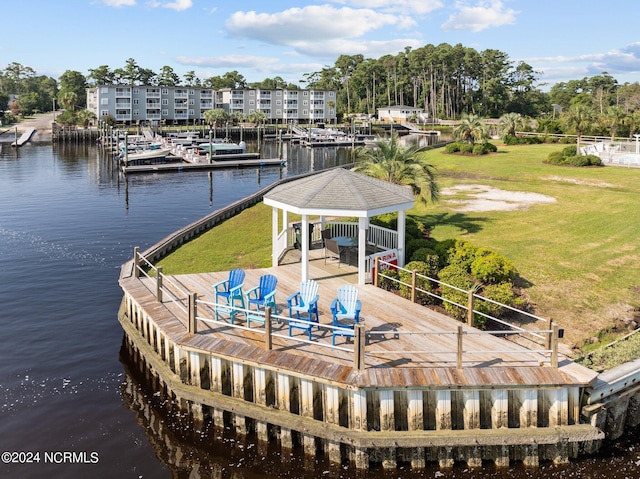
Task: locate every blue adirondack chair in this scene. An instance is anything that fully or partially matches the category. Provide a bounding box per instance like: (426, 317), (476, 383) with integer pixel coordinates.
(245, 274), (278, 328)
(330, 285), (362, 345)
(287, 279), (320, 340)
(213, 268), (246, 323)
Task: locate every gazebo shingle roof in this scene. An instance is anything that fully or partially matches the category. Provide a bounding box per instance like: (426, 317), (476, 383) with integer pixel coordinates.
(265, 168), (414, 212)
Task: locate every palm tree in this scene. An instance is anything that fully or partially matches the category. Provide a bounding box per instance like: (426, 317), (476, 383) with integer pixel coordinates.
(453, 113), (488, 145)
(498, 112), (527, 140)
(203, 108), (229, 128)
(601, 106), (626, 141)
(352, 133), (439, 204)
(561, 104), (594, 154)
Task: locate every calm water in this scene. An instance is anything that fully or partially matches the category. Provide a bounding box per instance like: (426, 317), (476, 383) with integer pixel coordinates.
(0, 139), (639, 478)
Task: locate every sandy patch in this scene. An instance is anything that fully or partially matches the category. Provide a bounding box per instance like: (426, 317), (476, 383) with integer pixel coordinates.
(545, 176), (614, 188)
(441, 184), (556, 212)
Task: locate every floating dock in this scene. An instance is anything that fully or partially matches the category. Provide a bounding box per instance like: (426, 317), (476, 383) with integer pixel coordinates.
(12, 128), (36, 147)
(121, 156), (284, 174)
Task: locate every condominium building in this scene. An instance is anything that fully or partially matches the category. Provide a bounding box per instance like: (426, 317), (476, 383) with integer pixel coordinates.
(86, 85), (336, 124)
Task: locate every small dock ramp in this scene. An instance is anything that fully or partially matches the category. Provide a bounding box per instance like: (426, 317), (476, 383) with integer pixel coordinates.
(12, 128), (36, 147)
(142, 128), (155, 141)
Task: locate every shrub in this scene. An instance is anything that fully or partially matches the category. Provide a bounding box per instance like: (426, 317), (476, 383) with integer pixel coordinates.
(470, 250), (517, 284)
(459, 143), (473, 154)
(399, 260), (440, 304)
(474, 282), (522, 326)
(410, 247), (437, 262)
(547, 151), (565, 164)
(449, 239), (478, 270)
(444, 142), (461, 153)
(378, 268), (399, 292)
(483, 142), (498, 153)
(438, 264), (475, 320)
(562, 145), (577, 157)
(406, 238), (435, 259)
(434, 238), (456, 267)
(473, 144), (487, 155)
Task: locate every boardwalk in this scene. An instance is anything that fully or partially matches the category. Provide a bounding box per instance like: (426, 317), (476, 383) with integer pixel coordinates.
(121, 247), (595, 389)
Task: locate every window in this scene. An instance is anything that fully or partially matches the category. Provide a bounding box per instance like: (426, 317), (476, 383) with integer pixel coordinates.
(303, 91), (308, 96)
(276, 109), (282, 114)
(132, 88), (139, 94)
(189, 99), (194, 105)
(162, 109), (168, 116)
(162, 99), (168, 105)
(276, 91), (282, 96)
(101, 98), (108, 105)
(133, 110), (139, 116)
(276, 100), (282, 105)
(249, 90), (255, 96)
(249, 100), (254, 105)
(303, 109), (308, 115)
(303, 100), (308, 106)
(133, 99), (139, 105)
(190, 89), (195, 95)
(100, 87), (108, 93)
(329, 91), (334, 97)
(162, 88), (168, 95)
(101, 109), (109, 116)
(189, 109), (194, 116)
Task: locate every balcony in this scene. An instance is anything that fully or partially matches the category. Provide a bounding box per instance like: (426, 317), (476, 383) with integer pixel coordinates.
(115, 88), (131, 97)
(174, 113), (188, 120)
(115, 114), (131, 121)
(116, 102), (131, 108)
(201, 92), (213, 99)
(174, 91), (188, 99)
(146, 90), (161, 98)
(147, 113), (161, 120)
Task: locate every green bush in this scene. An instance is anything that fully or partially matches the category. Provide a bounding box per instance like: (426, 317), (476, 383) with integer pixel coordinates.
(472, 144), (487, 155)
(444, 142), (461, 153)
(449, 239), (478, 270)
(547, 151), (565, 164)
(406, 238), (435, 259)
(410, 247), (437, 262)
(459, 143), (473, 154)
(562, 145), (577, 157)
(483, 142), (498, 153)
(438, 263), (475, 320)
(470, 249), (517, 284)
(399, 260), (439, 304)
(377, 268), (399, 292)
(474, 282), (522, 326)
(434, 238), (456, 267)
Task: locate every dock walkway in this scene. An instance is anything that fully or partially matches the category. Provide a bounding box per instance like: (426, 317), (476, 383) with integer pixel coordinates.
(12, 127), (36, 146)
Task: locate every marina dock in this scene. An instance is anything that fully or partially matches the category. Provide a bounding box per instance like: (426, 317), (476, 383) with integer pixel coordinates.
(121, 156), (284, 174)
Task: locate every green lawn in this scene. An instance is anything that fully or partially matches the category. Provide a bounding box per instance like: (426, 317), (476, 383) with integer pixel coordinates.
(158, 143), (640, 351)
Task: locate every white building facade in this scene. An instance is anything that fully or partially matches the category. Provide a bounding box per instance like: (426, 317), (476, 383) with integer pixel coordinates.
(87, 85), (336, 125)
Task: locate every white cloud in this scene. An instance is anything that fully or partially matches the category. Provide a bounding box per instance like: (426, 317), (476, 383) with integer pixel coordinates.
(291, 37), (424, 59)
(328, 0), (444, 15)
(146, 0), (192, 11)
(527, 43), (640, 80)
(442, 0), (517, 32)
(103, 0), (136, 6)
(226, 5), (415, 47)
(162, 0), (192, 11)
(175, 55), (282, 69)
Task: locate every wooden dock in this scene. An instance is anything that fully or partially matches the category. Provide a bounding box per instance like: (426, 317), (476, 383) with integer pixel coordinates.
(12, 127), (36, 146)
(121, 156), (284, 174)
(118, 246), (602, 470)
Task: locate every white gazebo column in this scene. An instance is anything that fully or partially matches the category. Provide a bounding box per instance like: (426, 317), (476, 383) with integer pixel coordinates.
(397, 209), (406, 267)
(271, 206), (279, 267)
(301, 214), (310, 281)
(358, 217), (367, 285)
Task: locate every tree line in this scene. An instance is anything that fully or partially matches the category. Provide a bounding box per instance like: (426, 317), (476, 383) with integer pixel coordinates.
(2, 43), (640, 137)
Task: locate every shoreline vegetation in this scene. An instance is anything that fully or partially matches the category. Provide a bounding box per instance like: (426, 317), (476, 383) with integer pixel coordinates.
(156, 142), (640, 370)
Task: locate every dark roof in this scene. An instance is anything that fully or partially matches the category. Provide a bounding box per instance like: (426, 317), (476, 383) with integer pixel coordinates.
(264, 168), (414, 215)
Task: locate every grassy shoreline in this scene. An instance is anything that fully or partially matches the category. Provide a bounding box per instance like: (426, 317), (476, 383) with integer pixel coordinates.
(157, 142), (640, 358)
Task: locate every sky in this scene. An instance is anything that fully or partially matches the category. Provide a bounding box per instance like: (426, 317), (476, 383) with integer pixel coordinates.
(3, 0), (640, 90)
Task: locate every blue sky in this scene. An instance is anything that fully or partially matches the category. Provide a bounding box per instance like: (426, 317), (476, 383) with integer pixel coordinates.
(3, 0), (640, 89)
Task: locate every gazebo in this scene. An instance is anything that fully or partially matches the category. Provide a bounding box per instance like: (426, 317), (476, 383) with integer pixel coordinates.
(263, 168), (415, 285)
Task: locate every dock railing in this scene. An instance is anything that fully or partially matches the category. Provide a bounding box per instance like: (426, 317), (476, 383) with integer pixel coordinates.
(130, 248), (560, 371)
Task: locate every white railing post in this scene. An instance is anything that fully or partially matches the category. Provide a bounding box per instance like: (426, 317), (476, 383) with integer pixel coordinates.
(156, 266), (163, 302)
(133, 246), (140, 278)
